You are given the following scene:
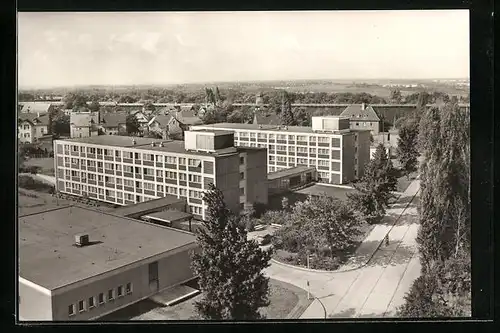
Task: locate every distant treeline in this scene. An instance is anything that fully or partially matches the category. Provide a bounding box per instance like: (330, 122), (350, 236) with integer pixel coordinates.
(18, 87), (469, 106)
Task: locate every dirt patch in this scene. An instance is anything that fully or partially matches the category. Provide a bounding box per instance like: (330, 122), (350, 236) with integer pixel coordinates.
(101, 279), (306, 320)
(23, 157), (55, 176)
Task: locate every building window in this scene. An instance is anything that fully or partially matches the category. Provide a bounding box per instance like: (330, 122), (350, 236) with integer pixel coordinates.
(188, 158), (201, 167)
(240, 172), (245, 180)
(88, 297), (95, 309)
(126, 283), (132, 295)
(156, 155), (163, 162)
(108, 289), (115, 301)
(240, 187), (245, 195)
(144, 182), (154, 191)
(179, 173), (187, 181)
(157, 184), (164, 192)
(68, 304), (76, 316)
(166, 156), (177, 164)
(179, 188), (187, 197)
(117, 285), (124, 298)
(78, 300), (85, 313)
(240, 156), (244, 164)
(179, 158), (186, 165)
(188, 174), (201, 183)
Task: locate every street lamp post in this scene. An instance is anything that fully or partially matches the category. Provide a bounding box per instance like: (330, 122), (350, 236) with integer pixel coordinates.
(306, 253), (327, 319)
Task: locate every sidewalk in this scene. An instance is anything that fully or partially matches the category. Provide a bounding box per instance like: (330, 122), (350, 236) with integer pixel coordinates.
(265, 178), (421, 319)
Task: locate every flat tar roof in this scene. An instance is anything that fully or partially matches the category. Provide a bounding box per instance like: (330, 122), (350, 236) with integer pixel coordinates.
(56, 136), (239, 157)
(19, 205), (196, 290)
(144, 210), (193, 223)
(194, 123), (369, 135)
(268, 166), (316, 180)
(111, 195), (186, 217)
(295, 184), (355, 201)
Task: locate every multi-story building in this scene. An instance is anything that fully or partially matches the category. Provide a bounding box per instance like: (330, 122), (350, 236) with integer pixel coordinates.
(53, 130), (268, 220)
(192, 116), (371, 184)
(339, 103), (381, 135)
(70, 111), (100, 138)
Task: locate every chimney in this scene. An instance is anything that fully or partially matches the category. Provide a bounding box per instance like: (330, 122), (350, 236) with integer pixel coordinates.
(132, 139), (136, 145)
(37, 112), (40, 118)
(74, 233), (90, 247)
(151, 142), (155, 147)
(361, 103), (365, 110)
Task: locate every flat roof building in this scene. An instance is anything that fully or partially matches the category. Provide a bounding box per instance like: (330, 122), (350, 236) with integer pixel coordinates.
(192, 116), (371, 184)
(53, 130), (268, 220)
(19, 205), (197, 321)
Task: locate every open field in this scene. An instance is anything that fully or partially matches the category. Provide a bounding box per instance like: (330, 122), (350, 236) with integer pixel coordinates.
(101, 278), (311, 320)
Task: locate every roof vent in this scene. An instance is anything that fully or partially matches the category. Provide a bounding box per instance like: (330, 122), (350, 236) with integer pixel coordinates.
(132, 139), (136, 145)
(283, 126), (288, 130)
(74, 233), (90, 247)
(151, 142), (156, 147)
(258, 125), (263, 129)
(159, 142), (164, 147)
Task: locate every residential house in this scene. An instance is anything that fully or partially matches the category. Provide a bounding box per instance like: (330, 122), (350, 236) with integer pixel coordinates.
(168, 110), (203, 137)
(252, 111), (280, 126)
(147, 114), (173, 139)
(70, 112), (99, 138)
(19, 102), (55, 115)
(130, 110), (151, 133)
(18, 113), (50, 144)
(340, 103), (381, 135)
(100, 112), (127, 135)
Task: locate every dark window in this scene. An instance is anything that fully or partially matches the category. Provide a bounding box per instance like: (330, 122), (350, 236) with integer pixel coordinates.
(126, 283), (132, 294)
(68, 304), (75, 316)
(88, 297), (95, 308)
(117, 285), (123, 297)
(240, 187), (245, 195)
(240, 172), (244, 180)
(240, 156), (244, 164)
(108, 289), (114, 301)
(98, 293), (104, 304)
(78, 300), (85, 312)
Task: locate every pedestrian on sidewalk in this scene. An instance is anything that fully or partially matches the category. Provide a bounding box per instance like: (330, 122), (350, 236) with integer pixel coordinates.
(384, 234), (390, 247)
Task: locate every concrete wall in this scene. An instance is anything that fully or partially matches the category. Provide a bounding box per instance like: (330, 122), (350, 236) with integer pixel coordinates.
(50, 246), (196, 321)
(19, 279), (53, 321)
(70, 126), (90, 139)
(215, 154), (240, 215)
(356, 131), (371, 179)
(242, 149), (268, 207)
(341, 134), (356, 183)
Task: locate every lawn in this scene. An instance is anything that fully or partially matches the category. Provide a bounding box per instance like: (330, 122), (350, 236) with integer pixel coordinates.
(23, 157), (55, 176)
(102, 278), (311, 321)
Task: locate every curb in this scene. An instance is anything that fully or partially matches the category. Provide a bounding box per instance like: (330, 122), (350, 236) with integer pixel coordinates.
(270, 181), (420, 274)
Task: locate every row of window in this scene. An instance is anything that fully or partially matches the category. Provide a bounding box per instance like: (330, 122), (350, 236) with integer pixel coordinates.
(237, 132), (333, 143)
(68, 283), (132, 317)
(62, 145), (201, 166)
(236, 140), (343, 152)
(65, 182), (204, 199)
(65, 167), (203, 182)
(268, 156), (341, 164)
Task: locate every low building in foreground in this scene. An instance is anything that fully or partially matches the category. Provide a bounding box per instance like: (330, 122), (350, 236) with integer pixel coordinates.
(18, 205), (198, 321)
(192, 116), (371, 184)
(53, 130), (268, 220)
(267, 166), (317, 196)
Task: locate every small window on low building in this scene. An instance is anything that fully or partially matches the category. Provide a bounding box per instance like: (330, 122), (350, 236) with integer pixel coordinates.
(88, 297), (95, 309)
(68, 304), (76, 316)
(108, 289), (115, 301)
(126, 283), (132, 295)
(98, 293), (105, 305)
(117, 285), (124, 298)
(78, 300), (85, 313)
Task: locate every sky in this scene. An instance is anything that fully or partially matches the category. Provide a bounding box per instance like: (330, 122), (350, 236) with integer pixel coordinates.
(18, 10), (470, 88)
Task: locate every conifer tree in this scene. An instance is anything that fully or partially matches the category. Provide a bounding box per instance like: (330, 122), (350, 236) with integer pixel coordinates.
(396, 120), (419, 179)
(191, 184), (271, 320)
(280, 91), (296, 126)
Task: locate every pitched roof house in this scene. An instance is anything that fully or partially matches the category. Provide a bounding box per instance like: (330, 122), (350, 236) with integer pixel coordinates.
(147, 114), (173, 138)
(18, 113), (50, 144)
(100, 112), (127, 135)
(70, 112), (99, 138)
(19, 102), (55, 114)
(340, 103), (381, 134)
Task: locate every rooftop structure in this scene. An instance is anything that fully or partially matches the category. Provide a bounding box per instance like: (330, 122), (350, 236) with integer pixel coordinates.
(19, 205), (196, 291)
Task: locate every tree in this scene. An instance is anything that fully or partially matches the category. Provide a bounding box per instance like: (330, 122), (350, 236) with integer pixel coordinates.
(396, 120), (419, 179)
(126, 114), (140, 135)
(73, 95), (88, 109)
(390, 89), (402, 104)
(191, 184), (271, 320)
(280, 91), (296, 126)
(118, 95), (138, 103)
(347, 146), (397, 224)
(88, 100), (100, 112)
(51, 112), (70, 136)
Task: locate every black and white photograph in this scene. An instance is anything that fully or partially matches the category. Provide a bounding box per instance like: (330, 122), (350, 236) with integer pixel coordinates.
(17, 10), (471, 321)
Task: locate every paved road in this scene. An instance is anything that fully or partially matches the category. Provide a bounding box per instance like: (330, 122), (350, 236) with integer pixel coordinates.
(264, 179), (421, 319)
